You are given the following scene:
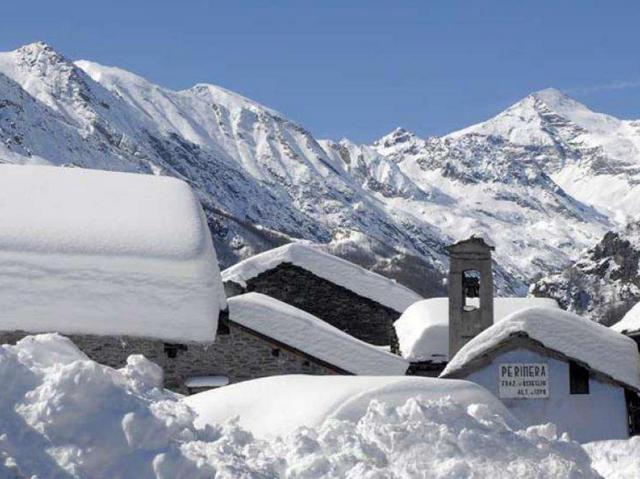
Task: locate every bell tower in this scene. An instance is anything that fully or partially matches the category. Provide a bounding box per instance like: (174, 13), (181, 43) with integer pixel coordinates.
(447, 236), (495, 358)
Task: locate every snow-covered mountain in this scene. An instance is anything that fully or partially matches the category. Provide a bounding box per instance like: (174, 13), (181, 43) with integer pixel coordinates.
(532, 222), (640, 325)
(1, 42), (639, 297)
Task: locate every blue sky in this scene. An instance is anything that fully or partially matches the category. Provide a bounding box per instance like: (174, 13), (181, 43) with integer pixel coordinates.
(2, 1), (639, 142)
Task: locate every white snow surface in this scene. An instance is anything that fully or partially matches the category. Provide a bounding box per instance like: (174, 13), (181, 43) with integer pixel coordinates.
(442, 307), (640, 390)
(222, 242), (423, 312)
(611, 301), (640, 334)
(0, 334), (602, 478)
(228, 293), (408, 375)
(395, 297), (560, 362)
(0, 164), (225, 342)
(185, 375), (516, 438)
(584, 437), (640, 479)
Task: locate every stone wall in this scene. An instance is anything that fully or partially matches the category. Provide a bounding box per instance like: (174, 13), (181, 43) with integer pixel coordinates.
(226, 263), (401, 349)
(0, 325), (339, 394)
(406, 361), (446, 378)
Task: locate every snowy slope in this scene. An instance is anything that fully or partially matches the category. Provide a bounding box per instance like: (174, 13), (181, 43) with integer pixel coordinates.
(2, 42), (640, 297)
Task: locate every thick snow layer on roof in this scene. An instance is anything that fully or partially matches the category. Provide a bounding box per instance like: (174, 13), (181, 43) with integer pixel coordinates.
(395, 297), (560, 362)
(442, 307), (640, 390)
(0, 334), (599, 478)
(228, 293), (408, 375)
(222, 242), (422, 312)
(611, 302), (640, 335)
(0, 164), (226, 342)
(184, 374), (516, 438)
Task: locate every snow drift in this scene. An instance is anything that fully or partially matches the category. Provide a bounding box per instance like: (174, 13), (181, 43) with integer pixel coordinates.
(0, 165), (226, 342)
(0, 334), (600, 478)
(584, 436), (640, 479)
(184, 374), (516, 439)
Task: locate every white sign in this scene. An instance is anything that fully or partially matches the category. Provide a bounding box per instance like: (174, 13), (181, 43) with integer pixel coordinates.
(499, 363), (549, 399)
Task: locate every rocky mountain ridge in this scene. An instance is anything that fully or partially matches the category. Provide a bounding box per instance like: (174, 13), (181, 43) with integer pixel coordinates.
(1, 42), (639, 300)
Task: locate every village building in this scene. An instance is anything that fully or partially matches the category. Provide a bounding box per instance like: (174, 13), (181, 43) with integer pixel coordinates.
(221, 243), (423, 349)
(395, 296), (560, 376)
(0, 165), (228, 394)
(440, 307), (640, 442)
(199, 292), (408, 391)
(611, 302), (640, 350)
(394, 235), (558, 376)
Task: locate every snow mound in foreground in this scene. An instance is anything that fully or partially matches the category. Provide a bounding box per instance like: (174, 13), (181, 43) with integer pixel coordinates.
(185, 374), (517, 438)
(584, 436), (640, 479)
(0, 334), (599, 478)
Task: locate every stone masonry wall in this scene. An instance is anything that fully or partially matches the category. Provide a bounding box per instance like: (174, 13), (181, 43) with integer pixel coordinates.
(0, 326), (338, 394)
(227, 263), (401, 349)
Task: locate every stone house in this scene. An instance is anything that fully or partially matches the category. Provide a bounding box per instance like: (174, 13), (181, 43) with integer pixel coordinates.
(202, 292), (408, 389)
(440, 307), (640, 442)
(0, 166), (412, 394)
(0, 165), (228, 394)
(222, 243), (423, 349)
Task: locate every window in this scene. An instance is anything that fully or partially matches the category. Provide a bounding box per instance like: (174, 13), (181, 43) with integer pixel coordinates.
(462, 269), (481, 311)
(271, 348), (280, 357)
(164, 343), (188, 359)
(217, 318), (230, 336)
(217, 310), (230, 335)
(569, 361), (589, 394)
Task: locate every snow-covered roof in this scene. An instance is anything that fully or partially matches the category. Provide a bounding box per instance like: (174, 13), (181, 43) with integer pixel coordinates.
(611, 302), (640, 335)
(222, 243), (422, 313)
(0, 164), (226, 342)
(394, 297), (560, 362)
(184, 375), (515, 439)
(441, 307), (640, 391)
(228, 293), (409, 375)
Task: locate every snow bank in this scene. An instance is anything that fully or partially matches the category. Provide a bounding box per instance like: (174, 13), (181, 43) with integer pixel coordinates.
(442, 307), (640, 390)
(611, 301), (640, 335)
(228, 293), (408, 375)
(0, 334), (600, 478)
(185, 374), (517, 438)
(222, 242), (423, 312)
(584, 437), (640, 479)
(0, 164), (226, 342)
(395, 297), (560, 361)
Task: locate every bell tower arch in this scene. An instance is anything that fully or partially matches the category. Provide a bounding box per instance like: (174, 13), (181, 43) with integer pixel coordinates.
(447, 236), (494, 358)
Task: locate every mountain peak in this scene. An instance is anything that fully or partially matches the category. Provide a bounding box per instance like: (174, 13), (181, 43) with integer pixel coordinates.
(374, 127), (418, 147)
(529, 87), (587, 113)
(531, 87), (567, 101)
(15, 41), (64, 62)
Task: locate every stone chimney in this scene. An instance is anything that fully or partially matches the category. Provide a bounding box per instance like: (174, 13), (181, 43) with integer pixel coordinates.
(447, 236), (495, 358)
